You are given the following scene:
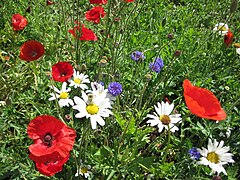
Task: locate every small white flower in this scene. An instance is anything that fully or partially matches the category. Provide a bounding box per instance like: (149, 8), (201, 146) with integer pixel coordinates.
(49, 82), (74, 107)
(213, 23), (228, 35)
(72, 91), (112, 129)
(146, 101), (182, 133)
(68, 69), (90, 90)
(75, 161), (91, 179)
(197, 139), (234, 175)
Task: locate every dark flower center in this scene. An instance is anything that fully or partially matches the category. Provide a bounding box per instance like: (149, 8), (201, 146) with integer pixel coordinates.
(43, 133), (53, 147)
(31, 51), (38, 57)
(60, 72), (66, 76)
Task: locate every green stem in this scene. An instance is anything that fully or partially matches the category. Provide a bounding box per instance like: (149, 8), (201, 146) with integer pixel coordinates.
(162, 125), (171, 163)
(49, 79), (65, 124)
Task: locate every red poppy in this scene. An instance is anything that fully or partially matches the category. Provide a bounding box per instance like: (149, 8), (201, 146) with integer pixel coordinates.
(27, 115), (76, 163)
(68, 24), (97, 41)
(85, 6), (106, 24)
(35, 154), (69, 176)
(89, 0), (107, 4)
(224, 29), (234, 48)
(183, 79), (227, 121)
(51, 62), (74, 82)
(125, 0), (134, 2)
(47, 0), (54, 5)
(12, 14), (28, 31)
(20, 40), (45, 61)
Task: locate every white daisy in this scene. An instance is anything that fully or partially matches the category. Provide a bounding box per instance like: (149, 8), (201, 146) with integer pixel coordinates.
(146, 101), (182, 133)
(197, 139), (234, 175)
(72, 91), (112, 129)
(68, 69), (90, 90)
(49, 82), (74, 107)
(213, 23), (229, 35)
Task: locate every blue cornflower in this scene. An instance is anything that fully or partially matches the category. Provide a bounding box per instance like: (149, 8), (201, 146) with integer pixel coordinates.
(108, 82), (122, 96)
(131, 51), (145, 62)
(149, 57), (164, 73)
(188, 147), (201, 160)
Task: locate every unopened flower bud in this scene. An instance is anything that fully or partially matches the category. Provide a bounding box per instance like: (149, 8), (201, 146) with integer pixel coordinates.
(99, 59), (107, 67)
(145, 73), (152, 81)
(80, 63), (87, 72)
(174, 50), (181, 57)
(212, 176), (222, 180)
(65, 114), (72, 121)
(167, 33), (174, 40)
(230, 0), (238, 13)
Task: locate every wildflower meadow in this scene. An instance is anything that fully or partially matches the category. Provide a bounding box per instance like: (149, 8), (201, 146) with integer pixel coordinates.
(1, 0), (240, 179)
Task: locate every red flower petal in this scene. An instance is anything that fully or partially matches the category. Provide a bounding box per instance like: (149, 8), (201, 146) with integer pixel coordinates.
(27, 115), (76, 163)
(35, 154), (69, 176)
(20, 40), (45, 61)
(12, 14), (28, 31)
(85, 6), (106, 24)
(68, 25), (97, 41)
(89, 0), (107, 4)
(51, 61), (74, 82)
(47, 0), (54, 5)
(183, 79), (227, 121)
(224, 29), (234, 48)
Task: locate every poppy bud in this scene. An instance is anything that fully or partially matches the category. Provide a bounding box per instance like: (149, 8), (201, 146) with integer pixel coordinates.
(145, 73), (152, 81)
(80, 63), (87, 72)
(65, 114), (72, 121)
(99, 59), (107, 67)
(26, 5), (31, 13)
(167, 33), (174, 40)
(212, 176), (222, 180)
(174, 50), (181, 57)
(230, 0), (238, 13)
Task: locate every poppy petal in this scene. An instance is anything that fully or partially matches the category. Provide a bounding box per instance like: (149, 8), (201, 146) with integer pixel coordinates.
(183, 79), (227, 121)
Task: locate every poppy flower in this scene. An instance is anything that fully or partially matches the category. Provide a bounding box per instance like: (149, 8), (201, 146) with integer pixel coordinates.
(27, 115), (76, 163)
(183, 79), (227, 121)
(68, 24), (97, 41)
(85, 6), (106, 24)
(224, 29), (234, 48)
(89, 0), (107, 4)
(12, 14), (28, 31)
(125, 0), (134, 2)
(20, 40), (45, 61)
(52, 62), (74, 82)
(35, 154), (69, 176)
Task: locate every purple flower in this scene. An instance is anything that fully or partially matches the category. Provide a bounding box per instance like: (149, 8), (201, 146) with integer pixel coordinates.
(149, 57), (164, 73)
(108, 82), (122, 96)
(131, 51), (145, 62)
(188, 147), (200, 160)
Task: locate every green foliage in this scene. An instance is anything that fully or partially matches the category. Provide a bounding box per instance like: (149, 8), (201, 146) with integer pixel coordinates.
(1, 0), (240, 179)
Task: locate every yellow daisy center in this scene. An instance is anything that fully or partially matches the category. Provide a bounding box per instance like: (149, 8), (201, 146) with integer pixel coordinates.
(59, 92), (68, 99)
(74, 78), (81, 84)
(86, 104), (99, 115)
(207, 152), (219, 163)
(160, 115), (171, 125)
(80, 167), (88, 174)
(217, 25), (227, 31)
